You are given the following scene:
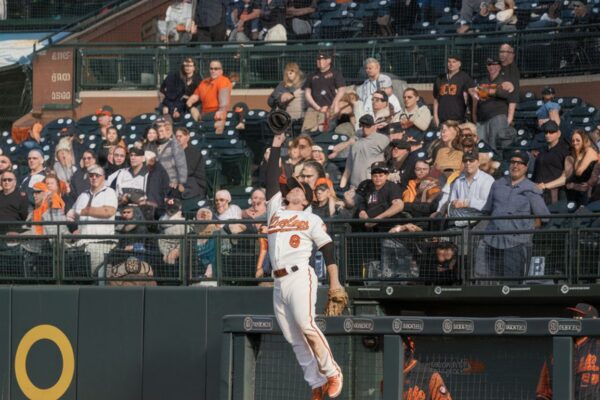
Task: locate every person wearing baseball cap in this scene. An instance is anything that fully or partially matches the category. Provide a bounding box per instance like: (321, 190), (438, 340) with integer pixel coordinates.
(433, 54), (475, 127)
(340, 114), (390, 189)
(537, 86), (561, 128)
(301, 49), (346, 134)
(113, 147), (150, 206)
(471, 52), (519, 152)
(354, 161), (403, 231)
(94, 105), (115, 140)
(476, 149), (549, 279)
(536, 302), (600, 400)
(385, 139), (411, 179)
(532, 120), (569, 204)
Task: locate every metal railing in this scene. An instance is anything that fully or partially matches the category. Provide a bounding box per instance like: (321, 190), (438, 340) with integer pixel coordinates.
(0, 213), (599, 287)
(62, 24), (600, 91)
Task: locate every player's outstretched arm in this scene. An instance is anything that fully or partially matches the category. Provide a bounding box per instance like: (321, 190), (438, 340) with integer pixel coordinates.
(266, 132), (286, 201)
(320, 242), (342, 290)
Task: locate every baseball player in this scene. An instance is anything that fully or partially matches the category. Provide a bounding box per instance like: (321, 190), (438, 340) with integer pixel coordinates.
(401, 337), (452, 400)
(536, 303), (600, 400)
(265, 131), (344, 400)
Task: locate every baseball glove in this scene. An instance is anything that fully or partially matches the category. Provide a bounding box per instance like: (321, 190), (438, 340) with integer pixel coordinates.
(324, 287), (349, 316)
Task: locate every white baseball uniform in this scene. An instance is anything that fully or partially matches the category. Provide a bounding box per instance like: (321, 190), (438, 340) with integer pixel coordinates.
(267, 191), (341, 389)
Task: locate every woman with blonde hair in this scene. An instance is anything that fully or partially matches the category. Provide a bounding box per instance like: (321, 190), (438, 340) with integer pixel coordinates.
(267, 62), (305, 120)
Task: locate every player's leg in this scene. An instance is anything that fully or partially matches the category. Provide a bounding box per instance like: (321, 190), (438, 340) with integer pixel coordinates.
(273, 281), (328, 389)
(287, 268), (341, 379)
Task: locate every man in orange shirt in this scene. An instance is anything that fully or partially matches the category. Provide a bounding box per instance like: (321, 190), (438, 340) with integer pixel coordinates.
(186, 59), (232, 133)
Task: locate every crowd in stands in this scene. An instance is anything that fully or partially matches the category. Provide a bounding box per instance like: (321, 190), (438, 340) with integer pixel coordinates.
(156, 0), (600, 44)
(3, 39), (600, 284)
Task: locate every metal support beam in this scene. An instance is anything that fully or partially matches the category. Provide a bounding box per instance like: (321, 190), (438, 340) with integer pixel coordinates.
(553, 336), (573, 400)
(383, 335), (404, 400)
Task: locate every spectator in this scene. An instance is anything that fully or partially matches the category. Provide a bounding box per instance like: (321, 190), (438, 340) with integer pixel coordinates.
(283, 134), (314, 179)
(159, 58), (201, 119)
(258, 0), (288, 41)
(186, 59), (232, 133)
(356, 58), (400, 115)
(114, 204), (150, 251)
(385, 139), (412, 182)
(145, 151), (171, 216)
(472, 57), (518, 151)
(498, 43), (520, 91)
(194, 0), (227, 42)
(460, 0), (485, 23)
(159, 0), (195, 43)
(433, 55), (475, 127)
(19, 149), (46, 208)
(528, 0), (562, 28)
(420, 241), (460, 285)
(475, 151), (549, 279)
(0, 171), (28, 233)
(536, 86), (561, 128)
(267, 62), (305, 120)
(112, 147), (150, 206)
(399, 130), (428, 191)
(459, 121), (499, 174)
(313, 182), (337, 218)
(192, 207), (218, 278)
(0, 155), (12, 176)
(356, 161), (404, 231)
(286, 0), (316, 39)
(214, 189), (242, 220)
(43, 174), (67, 213)
(139, 126), (159, 154)
(437, 151), (495, 222)
(105, 145), (128, 177)
(97, 126), (126, 169)
(533, 121), (570, 204)
(68, 150), (97, 207)
(158, 197), (185, 265)
(56, 125), (86, 162)
(301, 50), (346, 134)
(156, 120), (188, 196)
(66, 165), (118, 278)
(546, 129), (599, 207)
(230, 0), (261, 41)
(175, 127), (208, 212)
(431, 120), (464, 175)
(94, 105), (114, 140)
(402, 160), (441, 205)
(242, 188), (267, 220)
(369, 90), (399, 132)
(53, 139), (76, 185)
(496, 0), (517, 30)
(312, 145), (341, 184)
(299, 160), (333, 192)
(399, 88), (432, 136)
(458, 1), (494, 33)
(571, 0), (596, 27)
(340, 115), (390, 189)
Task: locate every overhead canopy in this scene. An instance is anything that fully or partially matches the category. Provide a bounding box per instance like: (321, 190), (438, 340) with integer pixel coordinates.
(0, 32), (69, 69)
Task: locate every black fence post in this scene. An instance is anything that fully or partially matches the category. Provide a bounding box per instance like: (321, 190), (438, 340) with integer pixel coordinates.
(552, 336), (573, 400)
(383, 335), (403, 400)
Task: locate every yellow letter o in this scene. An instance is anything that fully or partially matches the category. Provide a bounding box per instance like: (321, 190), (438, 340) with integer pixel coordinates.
(14, 324), (75, 400)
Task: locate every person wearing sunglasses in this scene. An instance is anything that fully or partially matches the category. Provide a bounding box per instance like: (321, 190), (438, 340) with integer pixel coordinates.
(67, 165), (118, 279)
(475, 150), (549, 280)
(186, 59), (231, 134)
(0, 171), (28, 233)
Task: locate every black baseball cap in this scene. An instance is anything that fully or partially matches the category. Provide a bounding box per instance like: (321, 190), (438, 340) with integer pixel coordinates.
(541, 120), (560, 133)
(390, 139), (411, 150)
(486, 57), (501, 65)
(359, 114), (375, 127)
(509, 150), (529, 165)
(370, 161), (389, 174)
(541, 86), (556, 96)
(316, 50), (333, 59)
(281, 177), (313, 205)
(462, 150), (479, 161)
(567, 303), (598, 318)
(448, 54), (462, 62)
(405, 128), (425, 143)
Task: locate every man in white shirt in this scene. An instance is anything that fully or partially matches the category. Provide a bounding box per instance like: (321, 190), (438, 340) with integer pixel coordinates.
(438, 151), (495, 224)
(67, 165), (118, 278)
(356, 58), (401, 115)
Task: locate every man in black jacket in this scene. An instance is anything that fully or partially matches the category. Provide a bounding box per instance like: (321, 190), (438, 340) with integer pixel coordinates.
(175, 127), (207, 213)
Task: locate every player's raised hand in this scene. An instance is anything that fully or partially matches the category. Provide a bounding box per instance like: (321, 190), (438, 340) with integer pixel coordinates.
(272, 131), (286, 148)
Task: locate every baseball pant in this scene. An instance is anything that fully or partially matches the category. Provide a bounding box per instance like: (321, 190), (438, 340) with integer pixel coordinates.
(273, 266), (340, 389)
